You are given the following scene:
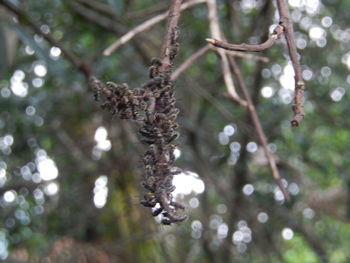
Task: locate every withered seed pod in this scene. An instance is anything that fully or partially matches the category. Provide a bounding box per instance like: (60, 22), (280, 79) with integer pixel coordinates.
(92, 28), (186, 225)
(161, 218), (171, 225)
(152, 207), (163, 217)
(151, 57), (162, 66)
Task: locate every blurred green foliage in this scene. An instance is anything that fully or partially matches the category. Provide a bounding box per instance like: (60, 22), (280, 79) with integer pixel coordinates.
(0, 0), (350, 262)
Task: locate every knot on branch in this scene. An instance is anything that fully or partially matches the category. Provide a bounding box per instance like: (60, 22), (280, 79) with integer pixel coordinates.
(89, 57), (186, 225)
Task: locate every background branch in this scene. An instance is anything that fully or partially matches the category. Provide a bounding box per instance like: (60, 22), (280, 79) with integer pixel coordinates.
(171, 44), (210, 80)
(76, 0), (120, 21)
(206, 0), (247, 106)
(227, 56), (290, 201)
(103, 0), (206, 56)
(0, 0), (91, 77)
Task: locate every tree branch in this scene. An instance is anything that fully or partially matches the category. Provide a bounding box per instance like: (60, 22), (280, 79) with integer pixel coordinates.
(183, 76), (257, 136)
(207, 0), (306, 126)
(63, 0), (124, 35)
(64, 0), (153, 66)
(227, 56), (290, 201)
(206, 24), (284, 52)
(76, 0), (119, 21)
(216, 48), (270, 63)
(125, 2), (169, 20)
(159, 0), (182, 72)
(90, 0), (187, 225)
(103, 0), (206, 56)
(276, 0), (305, 127)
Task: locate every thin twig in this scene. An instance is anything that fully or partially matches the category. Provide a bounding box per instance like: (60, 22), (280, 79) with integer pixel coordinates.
(0, 0), (91, 77)
(171, 45), (210, 80)
(64, 0), (124, 35)
(276, 0), (305, 127)
(206, 24), (284, 52)
(64, 0), (154, 65)
(76, 0), (119, 21)
(206, 0), (289, 199)
(206, 0), (247, 106)
(215, 48), (270, 63)
(125, 1), (170, 20)
(103, 0), (206, 56)
(207, 0), (305, 126)
(183, 76), (257, 136)
(227, 56), (290, 201)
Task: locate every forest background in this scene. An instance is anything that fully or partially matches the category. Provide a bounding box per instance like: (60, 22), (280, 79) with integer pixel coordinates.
(0, 0), (350, 262)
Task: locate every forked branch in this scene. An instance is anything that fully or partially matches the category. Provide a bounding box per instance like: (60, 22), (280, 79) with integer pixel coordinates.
(206, 0), (290, 200)
(207, 0), (306, 126)
(206, 0), (247, 106)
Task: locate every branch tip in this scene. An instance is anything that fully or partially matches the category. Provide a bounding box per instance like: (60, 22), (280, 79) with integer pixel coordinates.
(205, 38), (216, 44)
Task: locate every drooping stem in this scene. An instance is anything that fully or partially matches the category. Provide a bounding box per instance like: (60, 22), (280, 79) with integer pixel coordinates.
(276, 0), (305, 127)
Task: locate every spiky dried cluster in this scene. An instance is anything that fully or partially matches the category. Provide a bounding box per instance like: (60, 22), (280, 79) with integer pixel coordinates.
(90, 47), (186, 225)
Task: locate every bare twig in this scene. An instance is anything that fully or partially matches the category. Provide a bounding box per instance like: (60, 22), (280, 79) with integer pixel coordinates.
(205, 0), (289, 199)
(125, 1), (170, 19)
(227, 56), (290, 201)
(64, 0), (124, 35)
(276, 0), (305, 127)
(76, 0), (119, 21)
(183, 76), (257, 136)
(207, 0), (305, 126)
(64, 0), (154, 65)
(206, 24), (284, 52)
(0, 0), (91, 77)
(103, 0), (206, 56)
(206, 0), (247, 106)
